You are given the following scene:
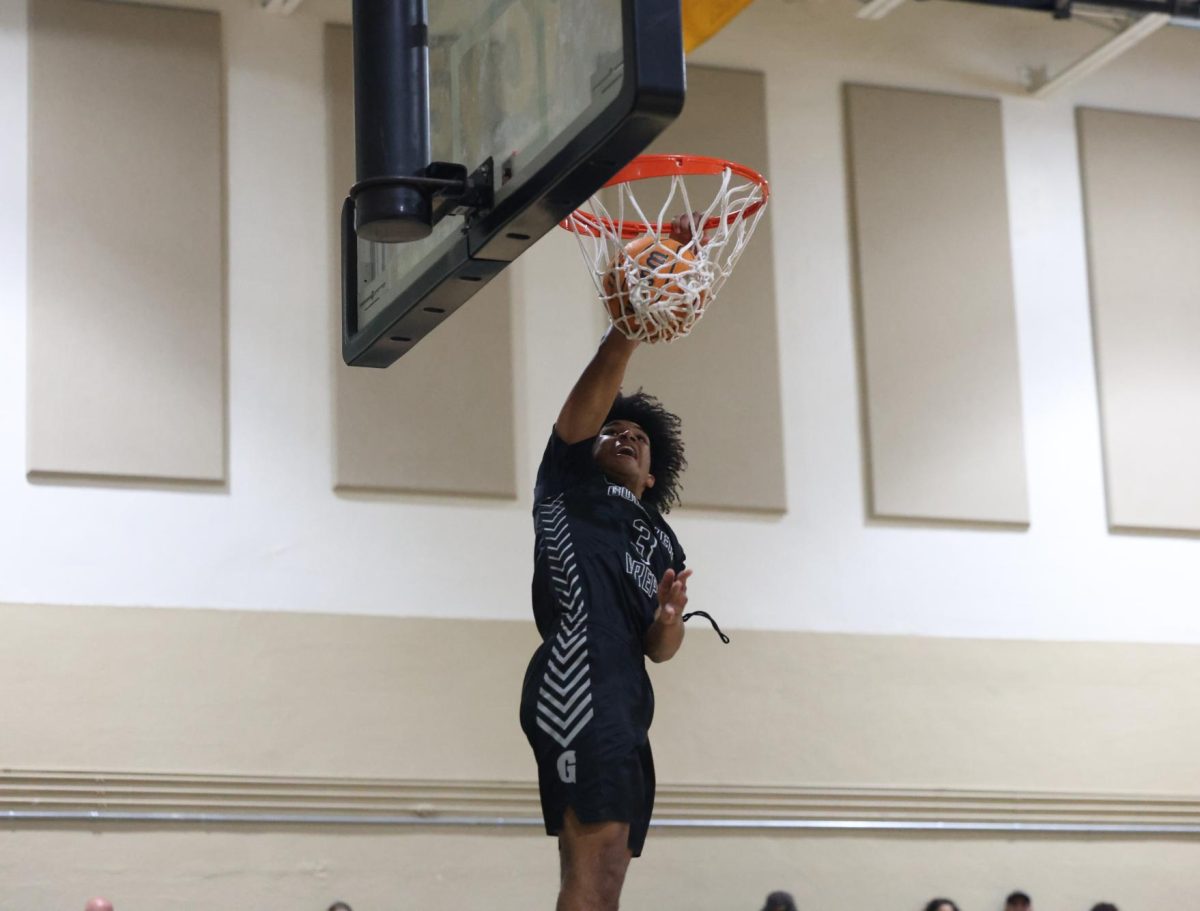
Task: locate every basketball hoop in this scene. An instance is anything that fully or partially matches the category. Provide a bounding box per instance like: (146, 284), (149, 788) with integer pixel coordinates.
(561, 154), (769, 343)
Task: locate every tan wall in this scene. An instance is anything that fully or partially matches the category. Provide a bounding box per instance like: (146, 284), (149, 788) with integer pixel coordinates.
(1077, 107), (1200, 534)
(26, 0), (225, 484)
(845, 84), (1029, 526)
(6, 603), (1199, 792)
(2, 602), (1198, 908)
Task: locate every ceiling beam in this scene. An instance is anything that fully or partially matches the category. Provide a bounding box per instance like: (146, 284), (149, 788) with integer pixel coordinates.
(258, 0), (306, 14)
(857, 0), (909, 20)
(1027, 12), (1170, 97)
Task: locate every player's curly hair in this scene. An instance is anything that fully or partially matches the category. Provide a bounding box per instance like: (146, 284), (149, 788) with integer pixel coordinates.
(604, 389), (687, 513)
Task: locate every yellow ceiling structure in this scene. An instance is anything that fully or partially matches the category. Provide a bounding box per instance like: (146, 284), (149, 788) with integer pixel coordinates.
(683, 0), (757, 52)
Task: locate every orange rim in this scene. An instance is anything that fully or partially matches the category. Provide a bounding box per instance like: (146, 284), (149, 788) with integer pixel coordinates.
(561, 154), (770, 240)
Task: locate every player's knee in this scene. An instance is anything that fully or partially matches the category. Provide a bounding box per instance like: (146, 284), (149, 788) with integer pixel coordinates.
(562, 848), (627, 887)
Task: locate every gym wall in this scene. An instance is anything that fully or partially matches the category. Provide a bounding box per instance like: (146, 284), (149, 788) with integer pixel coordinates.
(2, 0), (1199, 908)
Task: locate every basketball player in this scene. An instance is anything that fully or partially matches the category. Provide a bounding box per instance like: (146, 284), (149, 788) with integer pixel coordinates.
(519, 219), (720, 911)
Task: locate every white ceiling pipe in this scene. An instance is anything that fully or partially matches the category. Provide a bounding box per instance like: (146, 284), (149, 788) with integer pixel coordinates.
(258, 0), (306, 14)
(857, 0), (910, 20)
(1027, 12), (1170, 97)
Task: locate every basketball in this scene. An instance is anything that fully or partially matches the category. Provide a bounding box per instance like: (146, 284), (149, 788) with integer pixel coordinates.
(602, 235), (706, 343)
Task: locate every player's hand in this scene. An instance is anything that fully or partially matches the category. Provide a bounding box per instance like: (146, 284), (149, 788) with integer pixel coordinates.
(668, 211), (710, 246)
(654, 568), (692, 625)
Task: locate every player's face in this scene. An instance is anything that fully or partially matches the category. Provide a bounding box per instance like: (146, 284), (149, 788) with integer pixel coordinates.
(593, 419), (655, 495)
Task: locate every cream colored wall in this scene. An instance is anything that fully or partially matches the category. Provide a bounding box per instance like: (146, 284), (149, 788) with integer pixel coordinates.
(2, 0), (1199, 640)
(846, 85), (1029, 526)
(3, 602), (1200, 909)
(26, 0), (226, 483)
(1077, 107), (1200, 534)
(4, 603), (1200, 792)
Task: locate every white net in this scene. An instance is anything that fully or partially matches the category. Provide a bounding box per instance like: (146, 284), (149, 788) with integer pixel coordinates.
(564, 164), (768, 343)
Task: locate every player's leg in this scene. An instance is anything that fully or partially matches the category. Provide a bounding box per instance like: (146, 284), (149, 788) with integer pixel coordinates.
(556, 807), (633, 911)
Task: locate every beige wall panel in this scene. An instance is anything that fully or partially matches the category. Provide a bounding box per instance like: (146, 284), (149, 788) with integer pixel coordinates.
(27, 0), (225, 483)
(326, 26), (515, 498)
(621, 66), (786, 512)
(3, 603), (1199, 795)
(3, 602), (1200, 907)
(2, 828), (1197, 911)
(845, 85), (1029, 524)
(1077, 108), (1200, 533)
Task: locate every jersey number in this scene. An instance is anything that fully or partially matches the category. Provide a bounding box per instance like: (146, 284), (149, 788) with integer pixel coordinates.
(632, 519), (657, 566)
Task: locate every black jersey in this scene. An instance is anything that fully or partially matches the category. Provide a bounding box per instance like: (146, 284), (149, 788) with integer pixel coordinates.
(519, 429), (686, 856)
(530, 430), (686, 643)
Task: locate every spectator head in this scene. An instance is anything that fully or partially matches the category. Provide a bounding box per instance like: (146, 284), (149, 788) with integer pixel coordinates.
(1006, 892), (1032, 910)
(1090, 905), (1118, 911)
(762, 891), (797, 911)
(327, 904), (353, 911)
(924, 900), (960, 911)
(85, 900), (114, 911)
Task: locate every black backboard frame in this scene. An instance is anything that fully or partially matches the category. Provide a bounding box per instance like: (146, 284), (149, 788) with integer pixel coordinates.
(341, 0), (686, 368)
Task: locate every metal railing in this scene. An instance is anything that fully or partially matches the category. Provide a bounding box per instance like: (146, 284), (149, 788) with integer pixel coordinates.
(5, 808), (1200, 835)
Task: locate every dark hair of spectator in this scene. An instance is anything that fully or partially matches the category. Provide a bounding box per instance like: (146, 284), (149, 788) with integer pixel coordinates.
(924, 900), (961, 911)
(761, 891), (797, 911)
(1090, 904), (1119, 911)
(1006, 892), (1032, 907)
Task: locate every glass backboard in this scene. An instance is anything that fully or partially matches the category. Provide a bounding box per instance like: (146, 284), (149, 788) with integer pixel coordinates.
(342, 0), (685, 367)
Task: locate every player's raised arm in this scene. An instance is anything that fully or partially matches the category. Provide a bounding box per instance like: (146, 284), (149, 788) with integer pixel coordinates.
(554, 212), (706, 446)
(554, 329), (640, 445)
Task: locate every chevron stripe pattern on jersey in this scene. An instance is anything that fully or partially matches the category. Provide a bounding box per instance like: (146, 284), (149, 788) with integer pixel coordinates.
(534, 494), (594, 750)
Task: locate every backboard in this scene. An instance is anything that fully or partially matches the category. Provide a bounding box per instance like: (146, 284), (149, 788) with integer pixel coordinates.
(341, 0), (686, 367)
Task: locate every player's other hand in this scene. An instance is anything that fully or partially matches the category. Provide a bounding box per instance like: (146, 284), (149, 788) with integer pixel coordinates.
(655, 567), (692, 625)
